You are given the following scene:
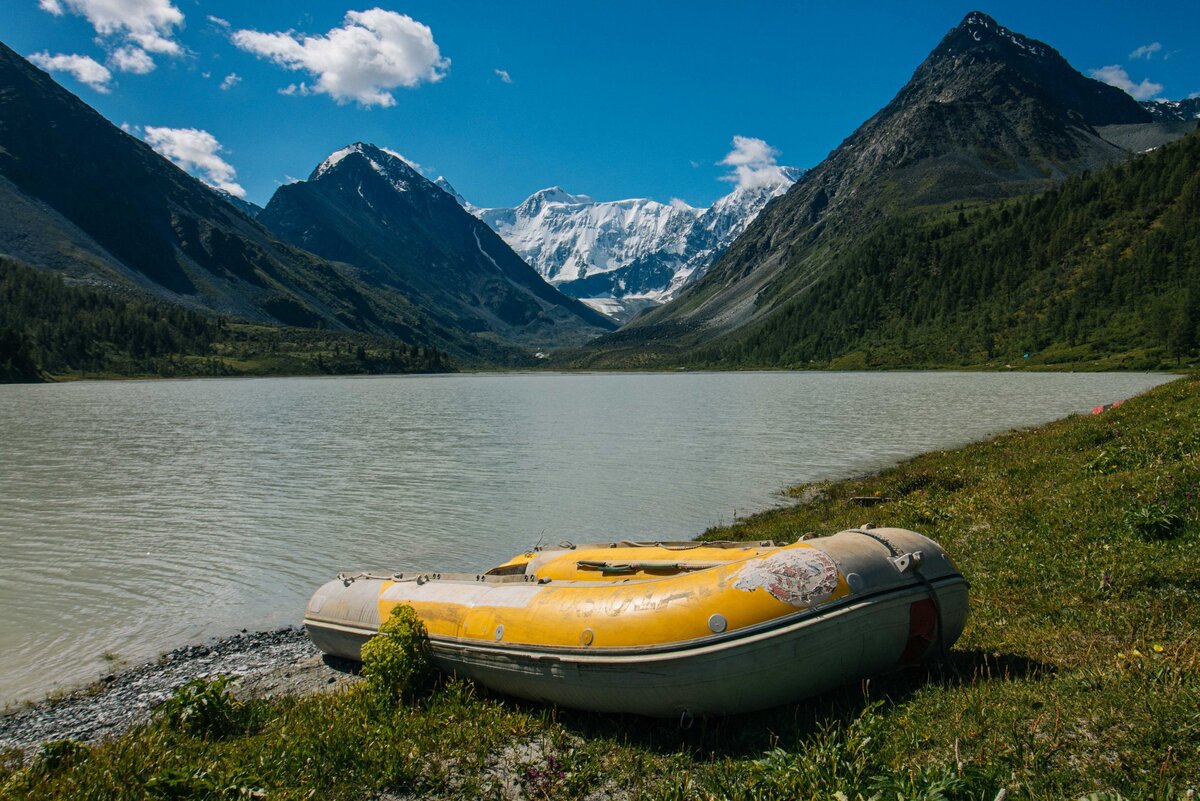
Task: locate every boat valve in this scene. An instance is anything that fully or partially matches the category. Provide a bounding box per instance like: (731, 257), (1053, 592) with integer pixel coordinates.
(889, 551), (924, 574)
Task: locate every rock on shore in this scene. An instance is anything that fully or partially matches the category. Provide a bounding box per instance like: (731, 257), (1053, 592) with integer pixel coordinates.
(0, 626), (359, 753)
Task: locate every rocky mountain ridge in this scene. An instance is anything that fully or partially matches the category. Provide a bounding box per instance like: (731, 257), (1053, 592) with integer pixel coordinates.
(602, 10), (1170, 349)
(465, 168), (801, 320)
(258, 143), (614, 349)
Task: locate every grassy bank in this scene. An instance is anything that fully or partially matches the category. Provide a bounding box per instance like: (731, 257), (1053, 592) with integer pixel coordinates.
(3, 375), (1197, 800)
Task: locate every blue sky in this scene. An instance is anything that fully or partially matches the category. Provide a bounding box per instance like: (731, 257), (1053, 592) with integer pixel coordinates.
(2, 1), (1197, 209)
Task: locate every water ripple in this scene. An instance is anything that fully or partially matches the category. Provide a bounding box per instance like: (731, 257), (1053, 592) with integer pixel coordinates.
(0, 371), (1171, 703)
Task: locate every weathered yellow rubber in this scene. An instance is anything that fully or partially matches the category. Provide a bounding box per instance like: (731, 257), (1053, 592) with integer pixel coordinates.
(376, 541), (851, 650)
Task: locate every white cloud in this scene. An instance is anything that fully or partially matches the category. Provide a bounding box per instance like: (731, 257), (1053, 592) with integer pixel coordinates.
(220, 72), (241, 90)
(37, 0), (184, 73)
(28, 51), (112, 93)
(142, 126), (246, 197)
(1129, 42), (1162, 60)
(718, 135), (791, 190)
(1190, 91), (1200, 100)
(231, 9), (449, 108)
(1089, 64), (1163, 100)
(207, 15), (230, 28)
(494, 68), (512, 84)
(109, 45), (154, 74)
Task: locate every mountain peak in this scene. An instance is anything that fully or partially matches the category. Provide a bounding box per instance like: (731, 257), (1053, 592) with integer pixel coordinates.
(939, 10), (1050, 61)
(514, 186), (593, 216)
(433, 176), (469, 207)
(311, 142), (420, 183)
(532, 186), (591, 204)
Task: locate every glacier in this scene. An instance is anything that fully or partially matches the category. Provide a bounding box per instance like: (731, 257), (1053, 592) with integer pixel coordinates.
(439, 169), (803, 321)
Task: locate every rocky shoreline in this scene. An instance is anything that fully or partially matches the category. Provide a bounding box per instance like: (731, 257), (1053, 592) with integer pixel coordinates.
(0, 626), (359, 753)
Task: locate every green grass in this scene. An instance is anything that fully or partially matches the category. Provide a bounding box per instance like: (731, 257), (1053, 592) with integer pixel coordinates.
(3, 375), (1198, 800)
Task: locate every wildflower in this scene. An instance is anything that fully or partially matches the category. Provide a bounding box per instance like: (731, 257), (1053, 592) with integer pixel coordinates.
(1152, 644), (1164, 653)
(1131, 648), (1143, 658)
(1117, 652), (1126, 660)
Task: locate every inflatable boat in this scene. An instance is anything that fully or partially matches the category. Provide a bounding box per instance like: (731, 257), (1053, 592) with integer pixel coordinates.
(304, 526), (968, 717)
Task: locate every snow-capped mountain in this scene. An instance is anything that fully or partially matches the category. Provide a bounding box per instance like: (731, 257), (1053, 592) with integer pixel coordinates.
(455, 169), (802, 319)
(257, 142), (614, 352)
(1141, 98), (1200, 122)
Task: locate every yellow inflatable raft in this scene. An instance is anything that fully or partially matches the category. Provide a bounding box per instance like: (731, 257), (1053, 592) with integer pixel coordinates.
(304, 526), (968, 717)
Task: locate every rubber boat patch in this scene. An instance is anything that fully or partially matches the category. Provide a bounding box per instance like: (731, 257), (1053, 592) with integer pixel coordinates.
(732, 549), (840, 607)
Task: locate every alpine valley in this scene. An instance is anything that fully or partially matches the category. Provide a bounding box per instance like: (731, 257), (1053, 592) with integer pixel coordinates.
(0, 40), (610, 380)
(570, 11), (1199, 369)
(1, 9), (1198, 381)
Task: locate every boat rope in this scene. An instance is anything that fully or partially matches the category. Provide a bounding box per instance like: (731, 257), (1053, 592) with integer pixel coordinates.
(336, 571), (426, 585)
(854, 525), (902, 557)
(913, 566), (957, 678)
(854, 527), (955, 676)
(576, 560), (722, 574)
(615, 540), (705, 550)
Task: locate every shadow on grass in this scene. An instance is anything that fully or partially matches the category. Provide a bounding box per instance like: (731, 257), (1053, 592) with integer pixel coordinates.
(483, 648), (1054, 760)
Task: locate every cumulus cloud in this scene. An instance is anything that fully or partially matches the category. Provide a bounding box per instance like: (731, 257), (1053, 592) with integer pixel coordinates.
(39, 0), (183, 56)
(231, 9), (449, 108)
(109, 45), (154, 74)
(142, 126), (245, 197)
(718, 135), (792, 190)
(494, 68), (512, 84)
(1089, 65), (1163, 100)
(28, 51), (112, 92)
(220, 72), (241, 90)
(1129, 42), (1162, 60)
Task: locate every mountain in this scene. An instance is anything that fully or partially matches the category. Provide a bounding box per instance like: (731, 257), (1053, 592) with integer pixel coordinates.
(689, 130), (1200, 371)
(470, 170), (801, 321)
(258, 144), (614, 348)
(0, 39), (487, 359)
(590, 11), (1163, 357)
(215, 189), (263, 219)
(1142, 98), (1200, 122)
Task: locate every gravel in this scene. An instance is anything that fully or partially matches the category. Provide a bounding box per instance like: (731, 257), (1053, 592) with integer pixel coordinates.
(0, 626), (360, 753)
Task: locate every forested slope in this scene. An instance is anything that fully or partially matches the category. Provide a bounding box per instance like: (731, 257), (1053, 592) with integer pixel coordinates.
(0, 257), (452, 381)
(685, 131), (1200, 370)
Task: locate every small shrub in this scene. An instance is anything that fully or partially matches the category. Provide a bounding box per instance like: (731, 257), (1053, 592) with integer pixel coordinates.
(360, 604), (431, 701)
(32, 739), (88, 776)
(157, 675), (245, 739)
(0, 746), (24, 782)
(731, 703), (884, 799)
(144, 766), (265, 800)
(1125, 503), (1185, 540)
(868, 762), (985, 800)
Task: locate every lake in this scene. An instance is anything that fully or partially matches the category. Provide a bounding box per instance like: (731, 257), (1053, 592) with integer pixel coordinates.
(0, 370), (1171, 704)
